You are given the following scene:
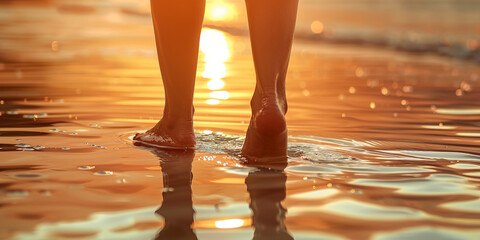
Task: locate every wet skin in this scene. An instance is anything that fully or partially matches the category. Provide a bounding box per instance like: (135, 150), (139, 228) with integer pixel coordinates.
(134, 0), (299, 161)
(151, 148), (293, 239)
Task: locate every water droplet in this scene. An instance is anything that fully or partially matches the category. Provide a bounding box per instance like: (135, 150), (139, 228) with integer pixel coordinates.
(430, 105), (437, 111)
(348, 86), (356, 94)
(401, 99), (408, 106)
(203, 130), (213, 134)
(78, 166), (95, 170)
(7, 111), (18, 115)
(370, 102), (376, 109)
(381, 87), (389, 95)
(393, 113), (398, 117)
(94, 171), (113, 176)
(455, 89), (463, 96)
(338, 94), (345, 100)
(49, 129), (60, 132)
(302, 89), (310, 96)
(406, 106), (412, 111)
(33, 145), (45, 150)
(355, 67), (365, 78)
(402, 85), (413, 93)
(460, 81), (472, 92)
(439, 122), (444, 127)
(61, 147), (70, 150)
(116, 178), (127, 184)
(327, 183), (333, 188)
(162, 187), (175, 192)
(310, 20), (324, 34)
(341, 113), (346, 118)
(89, 123), (99, 128)
(69, 132), (78, 135)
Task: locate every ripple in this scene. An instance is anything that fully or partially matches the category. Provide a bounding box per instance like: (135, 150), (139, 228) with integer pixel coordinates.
(290, 199), (426, 220)
(94, 171), (113, 176)
(78, 166), (95, 170)
(380, 150), (480, 161)
(373, 227), (479, 240)
(352, 174), (475, 196)
(290, 188), (339, 200)
(435, 108), (480, 115)
(440, 199), (480, 213)
(10, 173), (47, 179)
(6, 190), (29, 197)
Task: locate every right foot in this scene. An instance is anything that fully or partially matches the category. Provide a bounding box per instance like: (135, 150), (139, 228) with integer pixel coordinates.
(242, 94), (288, 162)
(133, 118), (196, 149)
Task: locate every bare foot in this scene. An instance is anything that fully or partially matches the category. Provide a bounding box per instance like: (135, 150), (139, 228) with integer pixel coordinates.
(242, 94), (287, 162)
(133, 118), (196, 149)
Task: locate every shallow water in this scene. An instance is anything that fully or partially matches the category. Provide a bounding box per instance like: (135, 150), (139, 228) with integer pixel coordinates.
(1, 1), (480, 240)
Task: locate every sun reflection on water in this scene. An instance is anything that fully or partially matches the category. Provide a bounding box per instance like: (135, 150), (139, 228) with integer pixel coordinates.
(200, 28), (231, 105)
(214, 219), (245, 229)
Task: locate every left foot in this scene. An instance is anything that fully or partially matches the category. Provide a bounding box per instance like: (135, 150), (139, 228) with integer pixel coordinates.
(133, 118), (196, 149)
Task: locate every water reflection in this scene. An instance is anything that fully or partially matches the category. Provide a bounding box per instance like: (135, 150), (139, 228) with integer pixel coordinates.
(153, 149), (197, 240)
(152, 148), (292, 239)
(246, 164), (294, 240)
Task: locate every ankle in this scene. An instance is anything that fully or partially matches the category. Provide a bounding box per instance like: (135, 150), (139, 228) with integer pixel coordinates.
(251, 92), (287, 115)
(163, 105), (194, 120)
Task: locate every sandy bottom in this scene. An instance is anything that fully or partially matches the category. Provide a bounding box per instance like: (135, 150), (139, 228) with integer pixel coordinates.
(1, 2), (480, 240)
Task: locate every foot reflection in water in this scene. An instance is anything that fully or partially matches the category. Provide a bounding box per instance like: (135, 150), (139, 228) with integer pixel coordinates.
(153, 149), (197, 240)
(150, 149), (293, 240)
(246, 162), (294, 240)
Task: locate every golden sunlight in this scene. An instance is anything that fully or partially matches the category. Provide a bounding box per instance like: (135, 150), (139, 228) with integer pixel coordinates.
(214, 219), (245, 229)
(207, 79), (225, 90)
(205, 1), (237, 22)
(200, 29), (230, 63)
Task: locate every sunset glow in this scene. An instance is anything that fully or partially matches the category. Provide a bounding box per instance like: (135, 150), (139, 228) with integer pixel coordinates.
(206, 1), (237, 21)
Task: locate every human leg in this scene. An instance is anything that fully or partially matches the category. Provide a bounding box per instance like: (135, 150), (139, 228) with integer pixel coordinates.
(242, 0), (299, 160)
(134, 0), (206, 149)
